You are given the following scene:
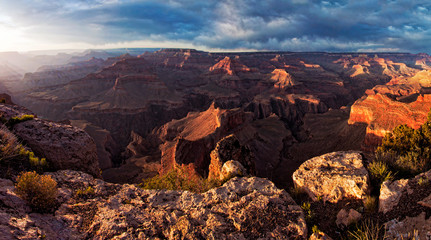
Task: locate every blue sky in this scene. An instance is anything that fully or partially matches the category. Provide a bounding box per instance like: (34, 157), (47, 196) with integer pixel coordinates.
(0, 0), (430, 53)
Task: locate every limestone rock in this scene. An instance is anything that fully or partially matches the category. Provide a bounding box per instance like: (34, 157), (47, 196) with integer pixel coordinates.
(209, 134), (255, 180)
(220, 160), (246, 180)
(335, 208), (362, 227)
(379, 170), (430, 213)
(1, 170), (308, 239)
(292, 151), (369, 203)
(379, 179), (410, 213)
(385, 212), (431, 240)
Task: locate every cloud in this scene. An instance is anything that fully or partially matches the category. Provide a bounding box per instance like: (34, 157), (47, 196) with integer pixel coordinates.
(0, 0), (431, 53)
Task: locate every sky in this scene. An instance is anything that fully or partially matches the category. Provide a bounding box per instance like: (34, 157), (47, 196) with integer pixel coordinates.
(0, 0), (430, 53)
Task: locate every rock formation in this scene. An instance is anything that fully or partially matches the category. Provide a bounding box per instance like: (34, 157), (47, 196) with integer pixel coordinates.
(292, 151), (369, 203)
(69, 120), (119, 170)
(208, 134), (255, 180)
(0, 170), (308, 239)
(0, 104), (100, 177)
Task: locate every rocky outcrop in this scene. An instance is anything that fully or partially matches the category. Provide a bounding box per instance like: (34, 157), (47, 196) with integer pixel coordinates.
(270, 69), (299, 89)
(208, 134), (255, 180)
(156, 104), (251, 176)
(69, 120), (119, 170)
(0, 170), (308, 239)
(0, 104), (100, 177)
(292, 151), (369, 203)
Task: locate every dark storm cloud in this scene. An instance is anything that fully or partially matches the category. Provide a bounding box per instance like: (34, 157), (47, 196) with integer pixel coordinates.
(1, 0), (431, 52)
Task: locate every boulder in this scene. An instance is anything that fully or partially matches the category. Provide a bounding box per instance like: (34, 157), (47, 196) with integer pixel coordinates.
(335, 208), (362, 227)
(379, 179), (411, 213)
(292, 151), (369, 203)
(220, 160), (246, 180)
(1, 170), (308, 239)
(0, 104), (101, 177)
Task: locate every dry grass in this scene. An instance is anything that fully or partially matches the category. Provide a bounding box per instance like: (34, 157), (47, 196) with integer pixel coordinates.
(347, 219), (385, 240)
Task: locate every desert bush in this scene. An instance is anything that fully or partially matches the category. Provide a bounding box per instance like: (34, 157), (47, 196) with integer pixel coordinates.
(141, 166), (223, 193)
(376, 112), (431, 177)
(15, 171), (57, 212)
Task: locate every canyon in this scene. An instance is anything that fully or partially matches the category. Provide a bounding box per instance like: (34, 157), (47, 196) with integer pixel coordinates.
(2, 49), (431, 187)
(2, 49), (431, 239)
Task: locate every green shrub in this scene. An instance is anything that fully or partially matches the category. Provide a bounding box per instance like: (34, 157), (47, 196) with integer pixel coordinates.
(395, 150), (429, 175)
(15, 171), (57, 212)
(141, 166), (223, 193)
(376, 111), (431, 177)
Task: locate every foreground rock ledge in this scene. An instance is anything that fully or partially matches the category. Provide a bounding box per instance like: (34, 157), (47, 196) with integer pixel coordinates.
(0, 170), (307, 239)
(0, 104), (100, 177)
(292, 151), (369, 203)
